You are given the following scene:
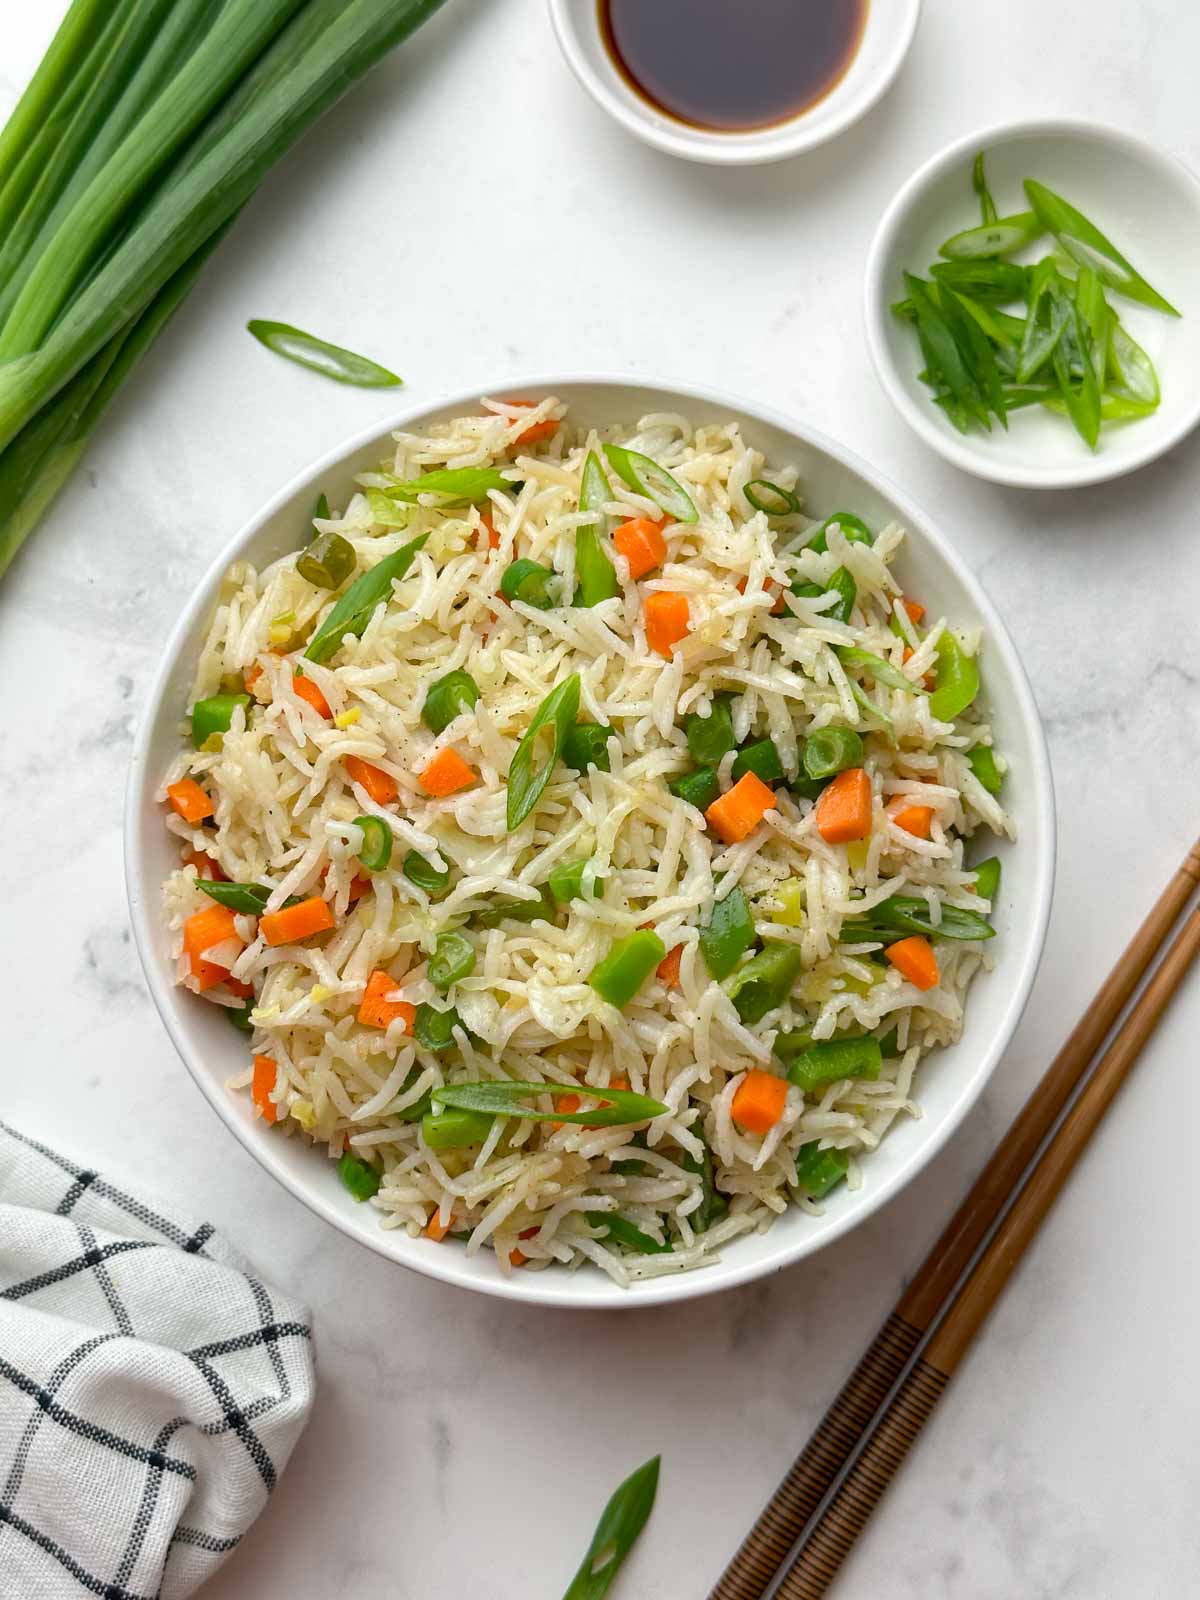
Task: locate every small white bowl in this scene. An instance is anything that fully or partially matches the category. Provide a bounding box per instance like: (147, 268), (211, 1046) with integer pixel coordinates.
(865, 119), (1200, 489)
(126, 375), (1055, 1310)
(547, 0), (921, 166)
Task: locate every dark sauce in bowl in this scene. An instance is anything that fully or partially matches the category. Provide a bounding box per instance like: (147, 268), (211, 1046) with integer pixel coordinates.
(599, 0), (869, 133)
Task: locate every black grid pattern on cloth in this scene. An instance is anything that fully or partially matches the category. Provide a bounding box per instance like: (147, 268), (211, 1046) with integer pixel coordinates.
(0, 1121), (314, 1599)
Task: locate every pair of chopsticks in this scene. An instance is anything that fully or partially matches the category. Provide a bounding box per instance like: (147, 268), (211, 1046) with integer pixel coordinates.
(710, 837), (1200, 1600)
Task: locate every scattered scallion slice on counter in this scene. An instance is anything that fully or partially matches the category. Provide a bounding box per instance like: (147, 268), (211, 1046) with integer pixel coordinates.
(602, 442), (698, 523)
(246, 320), (401, 387)
(304, 532), (429, 664)
(561, 1456), (661, 1600)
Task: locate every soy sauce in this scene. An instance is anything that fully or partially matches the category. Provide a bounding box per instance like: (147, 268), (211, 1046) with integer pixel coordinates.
(599, 0), (868, 133)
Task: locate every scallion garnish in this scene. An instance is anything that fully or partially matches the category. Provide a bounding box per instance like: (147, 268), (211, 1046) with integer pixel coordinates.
(353, 815), (392, 872)
(574, 450), (620, 606)
(247, 320), (401, 387)
(744, 478), (801, 516)
(506, 673), (580, 830)
(602, 443), (698, 524)
(304, 533), (429, 664)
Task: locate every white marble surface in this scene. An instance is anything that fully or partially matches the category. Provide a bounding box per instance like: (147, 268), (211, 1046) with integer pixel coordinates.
(4, 2), (1200, 1595)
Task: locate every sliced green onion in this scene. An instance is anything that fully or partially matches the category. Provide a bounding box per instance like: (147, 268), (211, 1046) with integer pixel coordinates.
(562, 1456), (660, 1600)
(805, 512), (872, 555)
(585, 1212), (670, 1255)
(930, 259), (1031, 303)
(413, 1002), (462, 1054)
(794, 1142), (849, 1200)
(1108, 321), (1160, 405)
(381, 466), (509, 505)
(602, 442), (698, 523)
(836, 645), (922, 695)
(199, 880), (271, 915)
(967, 745), (1004, 794)
(840, 895), (995, 945)
(786, 1036), (882, 1092)
(929, 631), (980, 721)
(337, 1151), (382, 1202)
(669, 767), (721, 811)
(575, 449), (619, 606)
(685, 694), (735, 766)
(422, 668), (479, 735)
(700, 886), (755, 981)
(939, 210), (1042, 259)
(803, 727), (864, 780)
(403, 850), (451, 897)
(973, 856), (1002, 903)
(422, 1109), (494, 1151)
(305, 533), (429, 664)
(548, 858), (604, 904)
(744, 478), (800, 516)
(563, 721), (614, 774)
(297, 529), (355, 590)
(728, 942), (804, 1023)
(506, 673), (580, 830)
(973, 149), (999, 225)
(731, 738), (785, 786)
(588, 930), (667, 1008)
(191, 692), (249, 749)
(472, 885), (556, 928)
(1024, 179), (1179, 316)
(681, 1135), (727, 1234)
(313, 492), (330, 523)
(247, 320), (401, 387)
(432, 1080), (668, 1126)
(428, 931), (475, 992)
(353, 814), (392, 871)
(500, 557), (556, 609)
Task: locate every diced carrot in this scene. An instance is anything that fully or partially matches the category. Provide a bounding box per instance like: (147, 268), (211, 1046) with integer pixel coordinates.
(705, 771), (777, 845)
(424, 1209), (453, 1242)
(292, 673), (332, 719)
(244, 662), (264, 692)
(643, 591), (690, 656)
(731, 1069), (788, 1134)
(549, 1092), (582, 1132)
(815, 768), (872, 845)
(736, 575), (787, 615)
(259, 896), (336, 947)
(900, 596), (926, 626)
(508, 400), (558, 445)
(183, 905), (242, 994)
(657, 944), (683, 987)
(420, 747), (476, 797)
(167, 778), (214, 823)
(509, 1225), (540, 1268)
(252, 1055), (279, 1124)
(344, 755), (398, 805)
(613, 517), (668, 580)
(224, 975), (255, 1000)
(478, 511), (500, 551)
(183, 850), (226, 881)
(886, 935), (940, 990)
(357, 969), (416, 1030)
(889, 801), (934, 839)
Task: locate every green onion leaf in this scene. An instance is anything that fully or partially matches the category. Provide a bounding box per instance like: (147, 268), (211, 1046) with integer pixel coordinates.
(1024, 178), (1180, 316)
(352, 814), (392, 871)
(433, 1080), (668, 1127)
(744, 478), (801, 516)
(304, 533), (429, 664)
(506, 673), (581, 830)
(561, 1456), (661, 1600)
(840, 895), (995, 944)
(247, 320), (401, 387)
(939, 210), (1042, 260)
(603, 443), (698, 523)
(199, 880), (272, 915)
(804, 511), (872, 555)
(472, 885), (556, 928)
(1107, 320), (1160, 405)
(381, 467), (510, 505)
(973, 149), (998, 225)
(584, 1212), (670, 1255)
(575, 450), (620, 606)
(403, 850), (451, 897)
(835, 645), (923, 695)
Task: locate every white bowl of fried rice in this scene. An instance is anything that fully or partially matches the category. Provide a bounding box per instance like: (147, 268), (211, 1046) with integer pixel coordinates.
(126, 377), (1054, 1308)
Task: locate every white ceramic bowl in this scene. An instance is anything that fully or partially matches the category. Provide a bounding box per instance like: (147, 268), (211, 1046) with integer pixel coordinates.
(865, 119), (1200, 488)
(546, 0), (921, 166)
(126, 376), (1055, 1309)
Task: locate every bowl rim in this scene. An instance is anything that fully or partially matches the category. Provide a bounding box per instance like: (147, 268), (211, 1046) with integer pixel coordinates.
(864, 115), (1200, 488)
(545, 0), (923, 167)
(125, 371), (1056, 1310)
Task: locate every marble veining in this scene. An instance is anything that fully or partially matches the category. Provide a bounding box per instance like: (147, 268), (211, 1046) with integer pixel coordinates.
(5, 2), (1200, 1595)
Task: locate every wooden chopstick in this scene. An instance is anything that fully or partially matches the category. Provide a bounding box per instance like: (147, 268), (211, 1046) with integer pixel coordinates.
(775, 902), (1200, 1597)
(709, 839), (1200, 1600)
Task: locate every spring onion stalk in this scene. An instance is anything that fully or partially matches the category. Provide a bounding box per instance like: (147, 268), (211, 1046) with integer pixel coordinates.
(561, 1456), (660, 1600)
(836, 645), (923, 695)
(0, 0), (452, 575)
(585, 1212), (670, 1256)
(304, 532), (429, 663)
(840, 895), (995, 945)
(804, 512), (872, 555)
(433, 1080), (668, 1127)
(602, 442), (697, 523)
(574, 449), (619, 605)
(500, 557), (556, 609)
(506, 674), (580, 830)
(246, 319), (400, 386)
(413, 1002), (461, 1053)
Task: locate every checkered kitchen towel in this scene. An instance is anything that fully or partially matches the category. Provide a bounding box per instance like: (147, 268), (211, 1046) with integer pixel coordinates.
(0, 1122), (315, 1599)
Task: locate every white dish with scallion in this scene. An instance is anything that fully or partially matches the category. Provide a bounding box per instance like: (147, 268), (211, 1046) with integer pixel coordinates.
(126, 376), (1054, 1308)
(866, 119), (1200, 488)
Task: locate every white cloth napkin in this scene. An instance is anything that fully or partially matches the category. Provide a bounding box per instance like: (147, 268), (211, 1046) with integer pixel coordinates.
(0, 1121), (316, 1599)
